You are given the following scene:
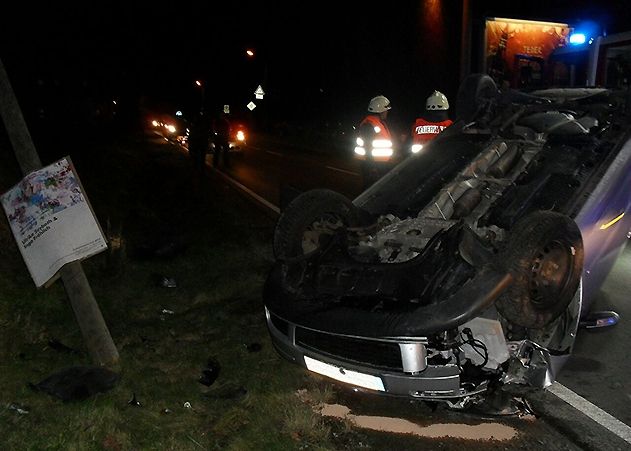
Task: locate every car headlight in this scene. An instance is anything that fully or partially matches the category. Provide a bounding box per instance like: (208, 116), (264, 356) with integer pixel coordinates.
(354, 147), (366, 156)
(166, 124), (176, 133)
(411, 144), (423, 153)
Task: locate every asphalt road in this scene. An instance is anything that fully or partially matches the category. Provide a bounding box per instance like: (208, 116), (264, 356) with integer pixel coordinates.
(165, 133), (631, 449)
(558, 242), (631, 425)
(217, 141), (366, 206)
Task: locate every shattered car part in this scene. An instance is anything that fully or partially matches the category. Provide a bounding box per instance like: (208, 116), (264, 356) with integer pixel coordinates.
(198, 357), (221, 387)
(128, 392), (142, 407)
(264, 74), (631, 408)
(29, 366), (120, 402)
(7, 403), (29, 415)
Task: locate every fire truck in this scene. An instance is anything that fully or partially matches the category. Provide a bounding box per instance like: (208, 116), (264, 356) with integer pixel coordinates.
(483, 17), (631, 89)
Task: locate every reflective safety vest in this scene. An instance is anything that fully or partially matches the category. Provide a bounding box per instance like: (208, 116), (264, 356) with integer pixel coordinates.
(412, 117), (453, 145)
(355, 115), (393, 161)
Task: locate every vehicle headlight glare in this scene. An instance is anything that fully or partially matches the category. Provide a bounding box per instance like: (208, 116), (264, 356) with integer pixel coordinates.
(236, 130), (245, 141)
(354, 147), (366, 156)
(356, 137), (364, 146)
(411, 144), (423, 153)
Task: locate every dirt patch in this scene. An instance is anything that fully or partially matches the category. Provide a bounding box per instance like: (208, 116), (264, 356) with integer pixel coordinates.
(318, 402), (518, 441)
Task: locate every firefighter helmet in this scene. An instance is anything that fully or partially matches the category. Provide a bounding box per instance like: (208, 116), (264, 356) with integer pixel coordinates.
(368, 95), (392, 113)
(426, 90), (449, 110)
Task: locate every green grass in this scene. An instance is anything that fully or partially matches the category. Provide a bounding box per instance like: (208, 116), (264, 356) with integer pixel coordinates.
(0, 128), (550, 451)
(0, 130), (340, 450)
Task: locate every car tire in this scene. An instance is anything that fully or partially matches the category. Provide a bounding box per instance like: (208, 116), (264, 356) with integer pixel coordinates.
(273, 189), (360, 260)
(496, 211), (584, 329)
(456, 74), (499, 123)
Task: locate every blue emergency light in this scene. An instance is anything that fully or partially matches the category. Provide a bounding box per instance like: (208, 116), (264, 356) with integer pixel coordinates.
(569, 33), (586, 45)
(569, 20), (600, 46)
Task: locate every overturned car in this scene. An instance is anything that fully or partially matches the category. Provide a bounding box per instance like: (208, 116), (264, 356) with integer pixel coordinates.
(263, 74), (631, 409)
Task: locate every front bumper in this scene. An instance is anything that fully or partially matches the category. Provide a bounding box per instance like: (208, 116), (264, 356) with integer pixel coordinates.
(266, 308), (477, 400)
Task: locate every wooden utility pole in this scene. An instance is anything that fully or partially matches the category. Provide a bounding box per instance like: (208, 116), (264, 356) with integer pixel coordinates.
(0, 58), (119, 368)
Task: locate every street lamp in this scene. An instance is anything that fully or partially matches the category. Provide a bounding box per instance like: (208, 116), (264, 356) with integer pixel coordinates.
(195, 80), (205, 113)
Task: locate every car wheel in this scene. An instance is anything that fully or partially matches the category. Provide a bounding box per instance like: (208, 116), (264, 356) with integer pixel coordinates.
(496, 211), (584, 329)
(273, 189), (360, 260)
(456, 74), (499, 124)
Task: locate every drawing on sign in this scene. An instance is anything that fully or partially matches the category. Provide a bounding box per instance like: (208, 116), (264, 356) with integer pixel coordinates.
(247, 101), (257, 111)
(223, 104), (230, 114)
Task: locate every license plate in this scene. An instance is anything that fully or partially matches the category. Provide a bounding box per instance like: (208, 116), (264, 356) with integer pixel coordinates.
(304, 356), (385, 392)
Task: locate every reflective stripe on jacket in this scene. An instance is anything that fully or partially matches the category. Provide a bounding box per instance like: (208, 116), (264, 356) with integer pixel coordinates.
(356, 115), (393, 161)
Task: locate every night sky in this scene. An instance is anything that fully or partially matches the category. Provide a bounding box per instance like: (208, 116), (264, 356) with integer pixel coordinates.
(1, 1), (630, 133)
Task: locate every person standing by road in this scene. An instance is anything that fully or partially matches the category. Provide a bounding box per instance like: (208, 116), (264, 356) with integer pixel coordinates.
(410, 90), (453, 154)
(188, 112), (209, 175)
(354, 95), (394, 189)
(212, 111), (231, 168)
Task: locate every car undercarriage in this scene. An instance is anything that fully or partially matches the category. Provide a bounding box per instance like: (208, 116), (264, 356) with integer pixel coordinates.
(264, 75), (631, 409)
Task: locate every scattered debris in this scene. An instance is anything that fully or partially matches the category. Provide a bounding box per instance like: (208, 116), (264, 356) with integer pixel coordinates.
(28, 366), (120, 402)
(158, 276), (177, 288)
(245, 342), (262, 353)
(161, 408), (172, 414)
(161, 308), (175, 315)
(470, 390), (537, 417)
(198, 357), (220, 387)
(183, 401), (192, 409)
(128, 392), (142, 407)
(7, 403), (29, 415)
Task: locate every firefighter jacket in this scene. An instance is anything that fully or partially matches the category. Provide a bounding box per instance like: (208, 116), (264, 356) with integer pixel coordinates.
(411, 117), (453, 145)
(355, 115), (394, 161)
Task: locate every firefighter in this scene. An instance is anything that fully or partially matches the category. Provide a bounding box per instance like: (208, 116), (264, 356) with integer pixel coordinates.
(410, 90), (453, 154)
(355, 95), (394, 189)
(212, 111), (231, 168)
(188, 112), (209, 175)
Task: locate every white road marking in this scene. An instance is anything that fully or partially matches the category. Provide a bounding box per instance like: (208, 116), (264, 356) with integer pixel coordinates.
(548, 383), (631, 445)
(326, 166), (359, 176)
(212, 168), (280, 215)
(266, 151), (283, 157)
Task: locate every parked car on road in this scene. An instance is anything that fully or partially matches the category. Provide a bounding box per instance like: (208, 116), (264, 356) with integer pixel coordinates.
(150, 113), (191, 149)
(264, 74), (631, 409)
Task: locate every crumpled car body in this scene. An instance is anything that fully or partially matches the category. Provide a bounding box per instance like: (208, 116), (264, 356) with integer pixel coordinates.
(263, 76), (631, 409)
